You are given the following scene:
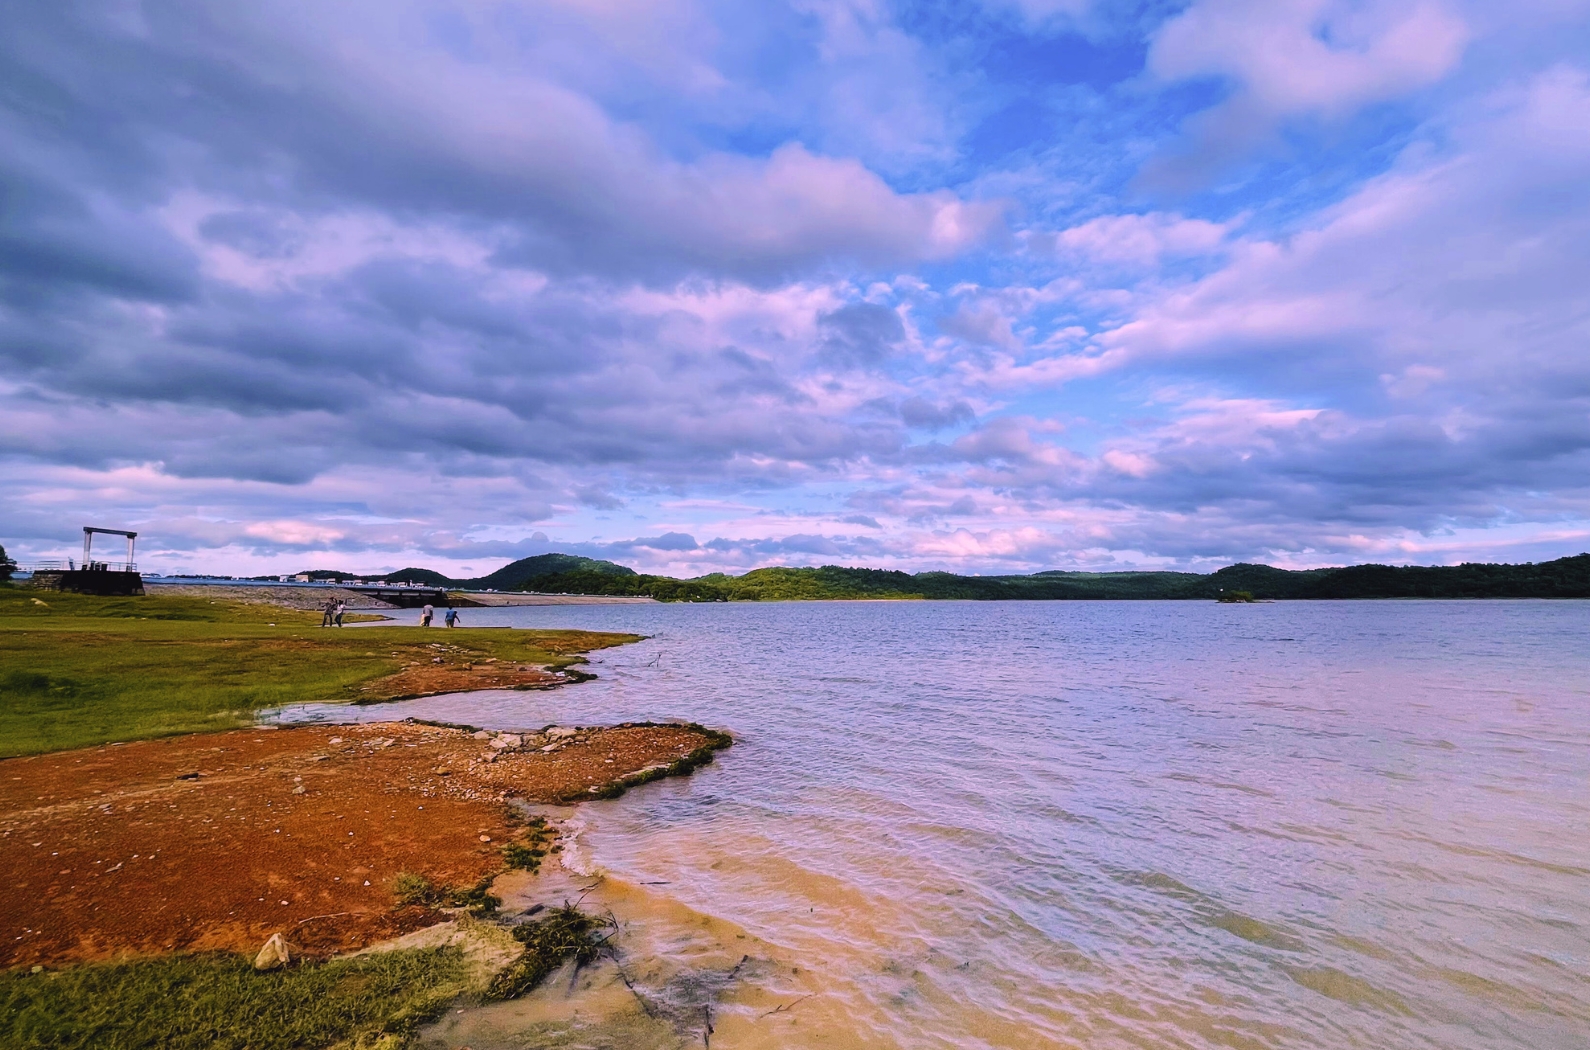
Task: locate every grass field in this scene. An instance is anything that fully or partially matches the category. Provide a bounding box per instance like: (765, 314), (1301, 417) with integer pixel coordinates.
(0, 586), (641, 757)
(0, 947), (467, 1050)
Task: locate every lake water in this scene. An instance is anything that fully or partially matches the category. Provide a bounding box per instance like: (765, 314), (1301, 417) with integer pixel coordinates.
(275, 600), (1590, 1049)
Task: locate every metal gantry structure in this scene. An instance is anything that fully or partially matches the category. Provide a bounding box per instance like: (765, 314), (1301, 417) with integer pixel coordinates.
(83, 526), (137, 572)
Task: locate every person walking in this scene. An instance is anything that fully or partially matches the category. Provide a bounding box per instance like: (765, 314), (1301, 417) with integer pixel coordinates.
(320, 596), (336, 627)
(420, 603), (434, 627)
(444, 607), (459, 627)
(333, 600), (346, 627)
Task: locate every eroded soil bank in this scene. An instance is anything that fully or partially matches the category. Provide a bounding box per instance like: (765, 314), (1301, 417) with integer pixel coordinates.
(1, 719), (726, 970)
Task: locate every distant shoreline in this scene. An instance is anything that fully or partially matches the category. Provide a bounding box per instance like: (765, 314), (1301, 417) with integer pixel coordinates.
(214, 550), (1590, 603)
(142, 582), (659, 608)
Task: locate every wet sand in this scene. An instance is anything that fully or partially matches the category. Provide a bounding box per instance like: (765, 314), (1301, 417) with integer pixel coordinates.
(0, 719), (727, 970)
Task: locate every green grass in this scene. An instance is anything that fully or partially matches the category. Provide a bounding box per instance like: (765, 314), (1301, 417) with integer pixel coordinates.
(0, 586), (641, 757)
(391, 872), (501, 915)
(0, 948), (468, 1050)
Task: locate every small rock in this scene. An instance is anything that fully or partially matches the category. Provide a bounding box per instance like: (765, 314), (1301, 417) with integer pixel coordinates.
(292, 785), (306, 795)
(433, 768), (452, 777)
(546, 726), (578, 740)
(479, 834), (491, 842)
(471, 730), (490, 740)
(540, 743), (560, 752)
(490, 734), (522, 749)
(253, 933), (294, 971)
(328, 737), (343, 744)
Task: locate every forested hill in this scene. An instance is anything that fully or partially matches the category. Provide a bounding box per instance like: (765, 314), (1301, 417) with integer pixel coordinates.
(361, 552), (1590, 601)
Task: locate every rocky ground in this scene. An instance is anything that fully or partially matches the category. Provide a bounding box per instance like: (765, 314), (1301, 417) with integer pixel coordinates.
(144, 583), (398, 611)
(1, 720), (727, 969)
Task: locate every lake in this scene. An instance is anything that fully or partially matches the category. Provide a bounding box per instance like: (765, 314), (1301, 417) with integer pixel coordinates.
(275, 599), (1590, 1049)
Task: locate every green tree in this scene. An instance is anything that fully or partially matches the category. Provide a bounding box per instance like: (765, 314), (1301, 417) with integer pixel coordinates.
(0, 543), (15, 582)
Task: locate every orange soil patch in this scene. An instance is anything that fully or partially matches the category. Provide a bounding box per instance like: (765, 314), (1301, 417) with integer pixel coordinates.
(0, 720), (724, 969)
(358, 660), (562, 699)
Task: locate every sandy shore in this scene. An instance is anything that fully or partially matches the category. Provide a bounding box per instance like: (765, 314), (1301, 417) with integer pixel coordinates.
(1, 719), (728, 970)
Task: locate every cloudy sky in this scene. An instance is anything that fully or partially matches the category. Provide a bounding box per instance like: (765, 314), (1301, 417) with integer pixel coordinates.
(3, 0), (1589, 578)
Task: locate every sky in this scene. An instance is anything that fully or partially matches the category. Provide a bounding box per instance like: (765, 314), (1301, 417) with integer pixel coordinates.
(3, 0), (1590, 579)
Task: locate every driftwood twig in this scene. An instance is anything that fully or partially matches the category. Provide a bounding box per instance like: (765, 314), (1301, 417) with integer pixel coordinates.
(759, 993), (815, 1018)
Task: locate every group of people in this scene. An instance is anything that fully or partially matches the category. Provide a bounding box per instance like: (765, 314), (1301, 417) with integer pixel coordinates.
(323, 595), (462, 627)
(419, 603), (460, 627)
(319, 597), (347, 627)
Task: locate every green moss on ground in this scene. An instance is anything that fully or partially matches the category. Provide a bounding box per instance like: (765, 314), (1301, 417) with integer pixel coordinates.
(570, 723), (734, 802)
(502, 816), (556, 873)
(0, 586), (640, 757)
(392, 873), (501, 915)
(484, 907), (610, 1002)
(0, 947), (468, 1050)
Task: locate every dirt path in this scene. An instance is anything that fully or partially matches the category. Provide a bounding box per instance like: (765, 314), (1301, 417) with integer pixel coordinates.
(1, 720), (726, 969)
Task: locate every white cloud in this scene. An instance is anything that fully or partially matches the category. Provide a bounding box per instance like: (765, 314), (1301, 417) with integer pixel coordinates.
(1146, 0), (1469, 181)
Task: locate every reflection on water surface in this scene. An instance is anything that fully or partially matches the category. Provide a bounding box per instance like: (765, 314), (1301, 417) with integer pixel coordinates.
(276, 600), (1590, 1049)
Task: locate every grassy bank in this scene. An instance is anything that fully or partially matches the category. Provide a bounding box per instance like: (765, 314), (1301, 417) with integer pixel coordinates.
(0, 586), (640, 757)
(1, 906), (615, 1049)
(0, 947), (467, 1050)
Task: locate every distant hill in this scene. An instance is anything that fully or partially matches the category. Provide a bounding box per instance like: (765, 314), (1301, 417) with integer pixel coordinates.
(376, 567), (457, 587)
(470, 553), (1590, 601)
(311, 551), (1590, 601)
(468, 553), (636, 592)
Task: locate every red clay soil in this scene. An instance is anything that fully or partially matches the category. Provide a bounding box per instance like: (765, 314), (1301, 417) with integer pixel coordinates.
(0, 720), (723, 970)
(357, 659), (563, 700)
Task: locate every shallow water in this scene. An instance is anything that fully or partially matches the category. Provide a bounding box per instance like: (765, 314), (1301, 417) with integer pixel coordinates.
(276, 600), (1590, 1049)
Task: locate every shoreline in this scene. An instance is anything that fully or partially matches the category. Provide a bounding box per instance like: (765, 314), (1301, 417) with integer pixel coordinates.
(1, 718), (730, 971)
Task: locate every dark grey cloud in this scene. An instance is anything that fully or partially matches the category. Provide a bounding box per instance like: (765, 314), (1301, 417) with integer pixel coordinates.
(817, 302), (906, 368)
(3, 0), (1589, 575)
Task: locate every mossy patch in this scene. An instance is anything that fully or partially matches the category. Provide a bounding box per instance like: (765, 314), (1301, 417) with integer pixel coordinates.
(392, 873), (501, 916)
(484, 907), (611, 1002)
(503, 816), (556, 873)
(0, 947), (467, 1050)
(563, 723), (734, 803)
